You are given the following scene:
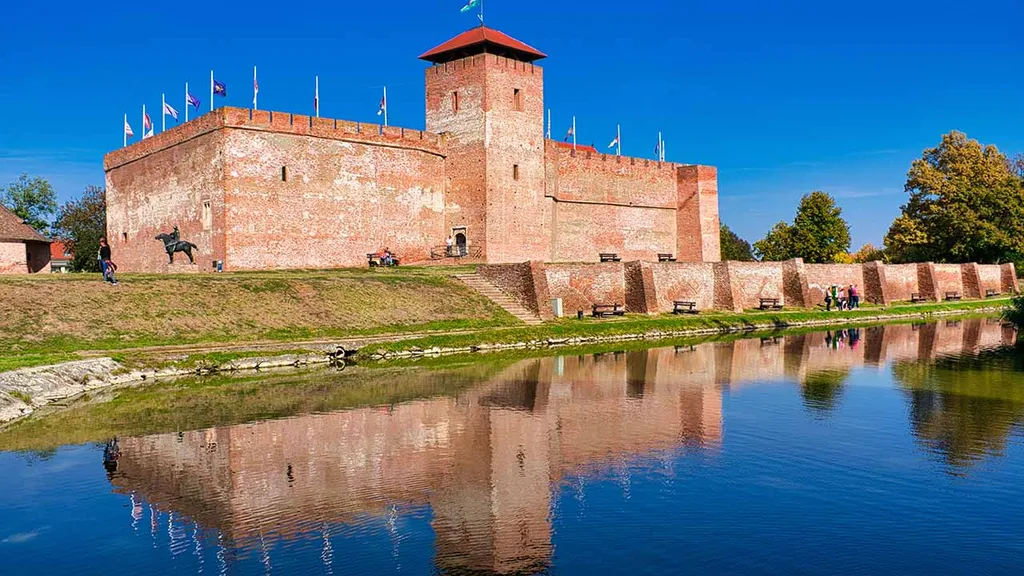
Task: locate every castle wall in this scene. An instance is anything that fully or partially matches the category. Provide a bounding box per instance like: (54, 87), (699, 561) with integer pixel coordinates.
(931, 263), (964, 299)
(550, 201), (676, 262)
(677, 165), (721, 262)
(105, 127), (226, 273)
(882, 264), (920, 302)
(804, 264), (867, 306)
(544, 262), (625, 314)
(726, 261), (786, 310)
(644, 262), (717, 313)
(221, 121), (445, 269)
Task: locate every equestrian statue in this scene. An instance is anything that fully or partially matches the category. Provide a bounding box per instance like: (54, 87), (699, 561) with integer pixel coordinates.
(155, 225), (198, 264)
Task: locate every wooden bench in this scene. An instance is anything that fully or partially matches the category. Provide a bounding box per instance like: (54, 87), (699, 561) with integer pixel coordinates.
(944, 291), (962, 301)
(986, 289), (1001, 298)
(367, 253), (399, 267)
(658, 253), (677, 262)
(758, 297), (783, 311)
(599, 253), (622, 262)
(592, 303), (625, 318)
(673, 300), (698, 314)
(910, 293), (927, 303)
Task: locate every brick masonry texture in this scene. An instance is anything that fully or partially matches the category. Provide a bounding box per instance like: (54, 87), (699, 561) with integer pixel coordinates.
(104, 28), (722, 272)
(0, 241), (51, 274)
(481, 259), (1019, 316)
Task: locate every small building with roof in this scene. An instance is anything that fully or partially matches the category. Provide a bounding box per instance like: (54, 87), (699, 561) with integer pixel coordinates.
(0, 205), (51, 274)
(103, 25), (720, 272)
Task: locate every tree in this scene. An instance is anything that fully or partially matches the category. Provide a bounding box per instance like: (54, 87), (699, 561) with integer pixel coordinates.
(719, 224), (754, 261)
(0, 173), (57, 235)
(52, 185), (106, 272)
(884, 131), (1024, 264)
(851, 243), (886, 263)
(753, 191), (851, 263)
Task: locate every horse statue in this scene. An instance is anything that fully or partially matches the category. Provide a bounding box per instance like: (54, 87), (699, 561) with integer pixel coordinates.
(155, 225), (198, 264)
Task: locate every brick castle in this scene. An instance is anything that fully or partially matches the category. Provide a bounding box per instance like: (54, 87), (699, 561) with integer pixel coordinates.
(103, 26), (721, 272)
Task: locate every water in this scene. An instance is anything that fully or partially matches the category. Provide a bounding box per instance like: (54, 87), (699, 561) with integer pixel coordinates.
(2, 318), (1024, 575)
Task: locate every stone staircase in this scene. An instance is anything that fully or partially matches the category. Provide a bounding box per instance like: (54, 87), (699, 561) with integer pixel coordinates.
(455, 274), (544, 325)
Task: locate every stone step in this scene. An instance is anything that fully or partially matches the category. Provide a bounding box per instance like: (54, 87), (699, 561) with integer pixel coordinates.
(455, 273), (543, 325)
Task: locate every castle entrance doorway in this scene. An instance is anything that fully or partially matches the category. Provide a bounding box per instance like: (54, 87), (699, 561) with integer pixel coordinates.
(453, 228), (467, 256)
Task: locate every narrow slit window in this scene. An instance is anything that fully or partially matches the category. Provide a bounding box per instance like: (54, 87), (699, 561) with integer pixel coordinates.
(122, 232), (128, 242)
(513, 164), (519, 180)
(452, 91), (459, 113)
(513, 89), (522, 111)
(202, 201), (212, 230)
(281, 166), (287, 181)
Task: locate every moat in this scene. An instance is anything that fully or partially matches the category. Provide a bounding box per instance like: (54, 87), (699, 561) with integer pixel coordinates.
(1, 317), (1023, 574)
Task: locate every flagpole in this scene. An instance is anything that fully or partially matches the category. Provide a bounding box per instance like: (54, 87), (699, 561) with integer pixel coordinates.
(315, 76), (319, 117)
(383, 86), (388, 127)
(184, 82), (189, 122)
(572, 116), (576, 151)
(253, 65), (257, 110)
(658, 131), (662, 162)
(162, 94), (166, 132)
(546, 109), (551, 139)
(617, 124), (621, 156)
(210, 70), (214, 112)
(142, 104), (146, 140)
(124, 113), (128, 147)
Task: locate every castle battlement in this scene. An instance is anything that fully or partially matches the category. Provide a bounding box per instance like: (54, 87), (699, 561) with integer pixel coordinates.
(425, 52), (543, 76)
(104, 106), (443, 171)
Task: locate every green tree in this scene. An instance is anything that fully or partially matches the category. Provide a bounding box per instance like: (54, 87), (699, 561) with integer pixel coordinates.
(884, 131), (1024, 264)
(753, 191), (851, 263)
(0, 173), (57, 235)
(52, 185), (106, 272)
(719, 224), (754, 261)
(851, 243), (886, 263)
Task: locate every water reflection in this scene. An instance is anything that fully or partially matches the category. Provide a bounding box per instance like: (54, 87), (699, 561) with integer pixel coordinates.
(98, 318), (1019, 574)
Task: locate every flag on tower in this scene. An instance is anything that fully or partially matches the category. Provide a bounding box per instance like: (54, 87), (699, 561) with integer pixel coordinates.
(460, 0), (479, 13)
(187, 92), (201, 110)
(253, 66), (259, 109)
(564, 123), (574, 142)
(163, 101), (179, 121)
(607, 135), (619, 149)
(314, 76), (319, 116)
(124, 118), (134, 138)
(653, 139), (660, 156)
(143, 112), (152, 131)
(377, 94), (386, 116)
(213, 79), (227, 97)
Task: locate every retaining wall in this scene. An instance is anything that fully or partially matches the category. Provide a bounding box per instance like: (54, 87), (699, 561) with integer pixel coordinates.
(479, 259), (1018, 316)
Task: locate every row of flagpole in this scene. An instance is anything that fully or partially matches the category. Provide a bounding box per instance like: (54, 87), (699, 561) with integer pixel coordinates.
(123, 69), (389, 147)
(549, 110), (666, 162)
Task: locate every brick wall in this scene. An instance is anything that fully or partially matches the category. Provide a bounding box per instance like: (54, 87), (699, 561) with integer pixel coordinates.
(931, 263), (964, 298)
(25, 242), (50, 273)
(0, 241), (26, 274)
(804, 263), (867, 307)
(646, 262), (717, 313)
(550, 202), (676, 262)
(881, 264), (920, 302)
(222, 128), (445, 269)
(726, 261), (786, 310)
(105, 129), (226, 273)
(544, 262), (625, 314)
(677, 165), (721, 262)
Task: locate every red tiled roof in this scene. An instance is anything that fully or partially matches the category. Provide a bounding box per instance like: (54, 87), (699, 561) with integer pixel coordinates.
(50, 241), (71, 259)
(0, 205), (49, 243)
(419, 26), (546, 63)
(553, 141), (599, 154)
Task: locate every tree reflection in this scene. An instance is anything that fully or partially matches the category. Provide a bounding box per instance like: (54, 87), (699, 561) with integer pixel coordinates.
(801, 369), (849, 416)
(892, 348), (1024, 473)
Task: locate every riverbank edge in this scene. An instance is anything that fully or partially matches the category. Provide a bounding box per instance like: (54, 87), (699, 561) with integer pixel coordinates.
(0, 301), (1010, 425)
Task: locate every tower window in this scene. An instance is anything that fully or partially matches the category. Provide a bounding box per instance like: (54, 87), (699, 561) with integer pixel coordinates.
(122, 232), (128, 242)
(513, 164), (520, 180)
(281, 166), (287, 181)
(513, 89), (522, 111)
(202, 201), (212, 231)
(452, 91), (459, 113)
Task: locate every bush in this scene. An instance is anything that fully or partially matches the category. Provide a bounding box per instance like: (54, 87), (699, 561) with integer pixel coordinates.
(1001, 295), (1024, 331)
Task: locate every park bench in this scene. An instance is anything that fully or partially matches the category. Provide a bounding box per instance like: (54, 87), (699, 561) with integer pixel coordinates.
(599, 253), (622, 262)
(759, 297), (783, 311)
(658, 253), (677, 262)
(986, 289), (1001, 298)
(367, 253), (399, 267)
(592, 303), (625, 318)
(944, 291), (962, 301)
(910, 293), (927, 303)
(673, 300), (698, 315)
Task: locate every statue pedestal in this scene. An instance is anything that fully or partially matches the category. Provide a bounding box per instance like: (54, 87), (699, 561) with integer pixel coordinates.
(165, 261), (200, 274)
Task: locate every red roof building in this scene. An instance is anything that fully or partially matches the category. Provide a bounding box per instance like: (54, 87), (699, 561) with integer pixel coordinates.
(419, 26), (546, 63)
(0, 205), (51, 274)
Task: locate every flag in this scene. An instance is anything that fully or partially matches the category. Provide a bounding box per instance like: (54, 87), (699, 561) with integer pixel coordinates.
(460, 0), (479, 13)
(607, 135), (619, 149)
(187, 92), (201, 110)
(654, 139), (660, 156)
(163, 101), (179, 121)
(124, 118), (134, 138)
(144, 112), (152, 131)
(213, 79), (227, 97)
(564, 124), (574, 141)
(145, 127), (154, 139)
(253, 73), (259, 106)
(377, 94), (386, 116)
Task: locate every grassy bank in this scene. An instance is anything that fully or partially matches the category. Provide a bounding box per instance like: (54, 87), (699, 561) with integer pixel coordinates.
(0, 267), (515, 371)
(364, 298), (1011, 355)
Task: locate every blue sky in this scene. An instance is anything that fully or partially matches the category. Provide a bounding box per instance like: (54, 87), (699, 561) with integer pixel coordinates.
(1, 0), (1021, 248)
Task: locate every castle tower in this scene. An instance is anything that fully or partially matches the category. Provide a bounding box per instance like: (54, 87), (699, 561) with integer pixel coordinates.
(421, 27), (551, 263)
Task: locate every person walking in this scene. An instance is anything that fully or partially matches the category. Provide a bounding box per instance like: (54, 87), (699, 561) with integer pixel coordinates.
(849, 284), (859, 309)
(98, 237), (118, 285)
(824, 288), (833, 311)
(445, 235), (454, 257)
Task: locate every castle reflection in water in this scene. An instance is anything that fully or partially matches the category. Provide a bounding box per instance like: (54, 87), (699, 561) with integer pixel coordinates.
(107, 318), (1015, 574)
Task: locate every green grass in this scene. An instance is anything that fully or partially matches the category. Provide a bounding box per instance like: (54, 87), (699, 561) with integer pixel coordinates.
(8, 390), (31, 404)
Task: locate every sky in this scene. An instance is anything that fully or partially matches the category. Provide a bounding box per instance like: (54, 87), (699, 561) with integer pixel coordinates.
(1, 0), (1022, 248)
